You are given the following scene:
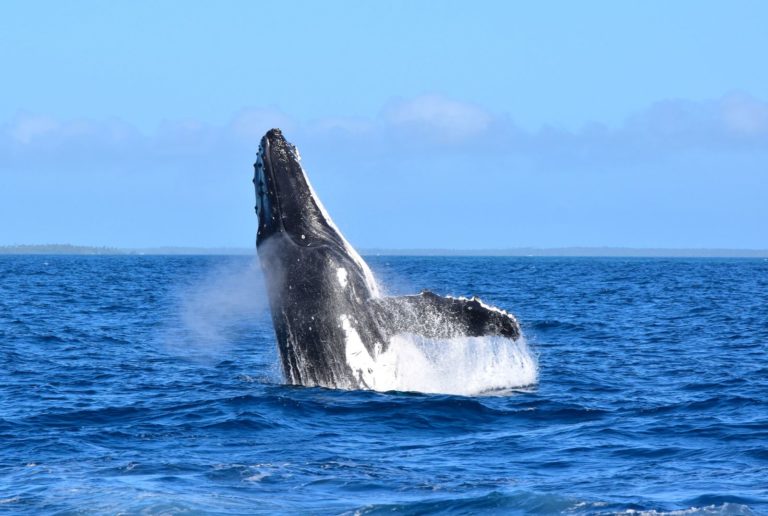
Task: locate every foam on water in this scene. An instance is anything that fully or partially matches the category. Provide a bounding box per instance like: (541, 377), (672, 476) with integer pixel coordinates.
(356, 333), (538, 396)
(617, 503), (755, 515)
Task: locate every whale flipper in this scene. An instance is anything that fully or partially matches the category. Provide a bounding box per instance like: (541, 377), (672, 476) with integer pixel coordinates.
(370, 291), (521, 341)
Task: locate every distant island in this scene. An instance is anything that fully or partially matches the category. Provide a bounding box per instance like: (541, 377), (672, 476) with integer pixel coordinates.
(0, 244), (128, 255)
(1, 244), (767, 258)
(0, 245), (256, 255)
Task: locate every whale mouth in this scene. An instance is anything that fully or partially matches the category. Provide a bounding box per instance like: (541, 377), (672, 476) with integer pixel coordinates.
(254, 148), (266, 218)
(254, 136), (274, 218)
(254, 128), (331, 247)
(253, 131), (284, 237)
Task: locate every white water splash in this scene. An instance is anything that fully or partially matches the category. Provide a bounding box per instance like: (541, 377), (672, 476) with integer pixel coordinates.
(338, 271), (537, 396)
(348, 333), (538, 396)
(162, 258), (269, 361)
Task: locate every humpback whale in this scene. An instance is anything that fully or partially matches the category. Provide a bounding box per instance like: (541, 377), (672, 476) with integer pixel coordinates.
(254, 129), (521, 389)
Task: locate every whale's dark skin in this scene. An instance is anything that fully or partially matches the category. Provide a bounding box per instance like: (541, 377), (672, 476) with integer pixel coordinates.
(254, 129), (520, 389)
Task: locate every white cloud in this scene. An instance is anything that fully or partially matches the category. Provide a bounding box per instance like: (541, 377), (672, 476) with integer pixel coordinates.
(229, 107), (295, 143)
(8, 114), (60, 144)
(307, 116), (376, 137)
(382, 94), (494, 142)
(720, 92), (768, 136)
(1, 93), (766, 170)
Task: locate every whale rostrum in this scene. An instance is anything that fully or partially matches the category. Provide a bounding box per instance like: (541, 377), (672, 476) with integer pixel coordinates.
(254, 128), (521, 389)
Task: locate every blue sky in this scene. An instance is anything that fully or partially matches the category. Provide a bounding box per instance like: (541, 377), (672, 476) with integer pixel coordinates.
(1, 1), (767, 249)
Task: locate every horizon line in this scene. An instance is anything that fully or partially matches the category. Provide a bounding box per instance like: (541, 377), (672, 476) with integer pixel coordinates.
(1, 244), (767, 258)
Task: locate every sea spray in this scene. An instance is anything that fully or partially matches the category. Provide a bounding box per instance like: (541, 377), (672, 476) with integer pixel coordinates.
(364, 334), (538, 395)
(162, 257), (270, 363)
(353, 271), (536, 396)
(160, 254), (536, 395)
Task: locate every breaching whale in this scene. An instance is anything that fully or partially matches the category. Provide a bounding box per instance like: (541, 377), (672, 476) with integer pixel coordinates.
(254, 129), (521, 390)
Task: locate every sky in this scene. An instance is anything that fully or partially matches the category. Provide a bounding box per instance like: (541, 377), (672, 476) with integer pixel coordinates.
(1, 1), (767, 249)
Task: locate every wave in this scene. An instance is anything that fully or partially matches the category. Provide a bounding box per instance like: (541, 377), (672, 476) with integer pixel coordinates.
(348, 495), (756, 516)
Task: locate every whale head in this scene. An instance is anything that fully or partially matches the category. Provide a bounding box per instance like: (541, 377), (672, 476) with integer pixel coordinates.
(253, 128), (341, 248)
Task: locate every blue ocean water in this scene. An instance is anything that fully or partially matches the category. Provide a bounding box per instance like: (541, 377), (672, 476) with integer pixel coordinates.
(1, 255), (766, 515)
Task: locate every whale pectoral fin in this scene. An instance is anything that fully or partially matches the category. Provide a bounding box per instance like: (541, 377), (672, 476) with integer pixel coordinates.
(371, 291), (521, 340)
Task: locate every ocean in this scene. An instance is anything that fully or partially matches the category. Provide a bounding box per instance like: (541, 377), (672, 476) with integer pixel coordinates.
(1, 255), (766, 514)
